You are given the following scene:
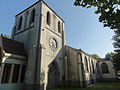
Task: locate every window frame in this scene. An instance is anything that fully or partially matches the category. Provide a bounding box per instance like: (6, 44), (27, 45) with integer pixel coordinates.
(29, 9), (35, 25)
(46, 12), (51, 25)
(58, 21), (61, 33)
(17, 16), (23, 30)
(92, 60), (95, 73)
(85, 57), (89, 72)
(101, 62), (109, 73)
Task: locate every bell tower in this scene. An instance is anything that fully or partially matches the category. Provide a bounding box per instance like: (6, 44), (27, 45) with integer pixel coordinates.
(11, 1), (66, 90)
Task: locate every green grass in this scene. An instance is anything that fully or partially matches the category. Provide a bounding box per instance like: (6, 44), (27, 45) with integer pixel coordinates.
(53, 82), (120, 90)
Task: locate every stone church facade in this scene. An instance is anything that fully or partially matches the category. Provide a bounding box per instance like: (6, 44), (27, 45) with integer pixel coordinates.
(0, 1), (116, 90)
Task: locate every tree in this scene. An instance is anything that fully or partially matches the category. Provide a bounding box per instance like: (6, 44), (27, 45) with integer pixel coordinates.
(112, 53), (120, 70)
(1, 34), (10, 38)
(74, 0), (120, 30)
(91, 54), (100, 60)
(74, 0), (120, 70)
(105, 52), (116, 59)
(113, 30), (120, 53)
(74, 0), (120, 53)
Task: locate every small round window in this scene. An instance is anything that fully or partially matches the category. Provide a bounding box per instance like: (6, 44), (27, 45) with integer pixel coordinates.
(49, 38), (57, 50)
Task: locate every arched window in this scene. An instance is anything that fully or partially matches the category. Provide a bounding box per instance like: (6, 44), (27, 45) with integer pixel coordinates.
(85, 57), (88, 72)
(101, 62), (109, 73)
(91, 60), (95, 73)
(96, 63), (99, 73)
(89, 59), (91, 72)
(30, 9), (35, 24)
(18, 16), (22, 30)
(46, 12), (51, 25)
(58, 21), (61, 33)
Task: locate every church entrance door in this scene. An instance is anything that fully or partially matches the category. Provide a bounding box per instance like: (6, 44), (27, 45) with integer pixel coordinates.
(47, 61), (60, 89)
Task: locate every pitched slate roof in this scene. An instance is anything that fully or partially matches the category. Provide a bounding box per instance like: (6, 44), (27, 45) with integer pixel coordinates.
(2, 37), (27, 57)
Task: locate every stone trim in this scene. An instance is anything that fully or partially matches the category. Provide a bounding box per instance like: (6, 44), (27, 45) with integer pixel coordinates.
(0, 64), (5, 84)
(8, 64), (15, 83)
(17, 65), (23, 83)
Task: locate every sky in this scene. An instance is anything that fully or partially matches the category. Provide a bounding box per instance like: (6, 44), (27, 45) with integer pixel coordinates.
(0, 0), (114, 58)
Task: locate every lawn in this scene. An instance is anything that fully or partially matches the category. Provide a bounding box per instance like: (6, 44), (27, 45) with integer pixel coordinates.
(53, 82), (120, 90)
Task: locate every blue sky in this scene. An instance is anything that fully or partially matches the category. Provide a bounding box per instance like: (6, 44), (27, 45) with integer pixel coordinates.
(0, 0), (114, 58)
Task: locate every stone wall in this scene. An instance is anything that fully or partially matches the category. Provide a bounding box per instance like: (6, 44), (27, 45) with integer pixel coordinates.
(98, 60), (116, 81)
(64, 45), (98, 87)
(0, 83), (25, 90)
(12, 2), (41, 85)
(40, 2), (65, 89)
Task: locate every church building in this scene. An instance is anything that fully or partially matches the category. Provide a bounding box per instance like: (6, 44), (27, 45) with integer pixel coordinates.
(0, 1), (116, 90)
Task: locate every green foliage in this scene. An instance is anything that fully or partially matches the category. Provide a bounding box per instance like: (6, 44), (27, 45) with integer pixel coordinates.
(74, 0), (120, 70)
(74, 0), (120, 30)
(113, 30), (120, 53)
(113, 53), (120, 70)
(53, 82), (120, 90)
(105, 52), (116, 59)
(105, 52), (120, 70)
(91, 54), (100, 60)
(1, 34), (10, 38)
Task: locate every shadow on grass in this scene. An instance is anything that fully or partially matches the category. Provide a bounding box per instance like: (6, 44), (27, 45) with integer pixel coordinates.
(53, 82), (120, 90)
